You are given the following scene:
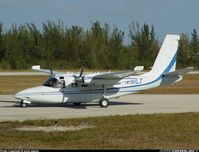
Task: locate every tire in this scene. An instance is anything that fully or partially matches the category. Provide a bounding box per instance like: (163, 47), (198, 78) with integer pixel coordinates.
(99, 98), (109, 108)
(73, 102), (81, 106)
(20, 100), (27, 108)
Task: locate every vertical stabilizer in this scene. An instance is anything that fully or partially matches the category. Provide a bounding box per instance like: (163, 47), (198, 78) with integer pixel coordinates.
(151, 34), (180, 75)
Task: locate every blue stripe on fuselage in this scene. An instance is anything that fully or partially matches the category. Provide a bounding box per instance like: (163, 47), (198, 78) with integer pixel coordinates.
(119, 52), (177, 89)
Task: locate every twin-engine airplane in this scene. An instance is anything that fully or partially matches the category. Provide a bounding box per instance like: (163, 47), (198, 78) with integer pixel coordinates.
(15, 34), (194, 108)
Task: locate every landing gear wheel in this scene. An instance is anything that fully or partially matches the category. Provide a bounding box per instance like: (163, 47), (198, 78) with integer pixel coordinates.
(73, 102), (81, 106)
(20, 100), (27, 108)
(99, 98), (109, 108)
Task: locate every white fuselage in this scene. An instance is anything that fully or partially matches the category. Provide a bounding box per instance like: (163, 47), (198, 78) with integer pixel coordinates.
(14, 70), (181, 104)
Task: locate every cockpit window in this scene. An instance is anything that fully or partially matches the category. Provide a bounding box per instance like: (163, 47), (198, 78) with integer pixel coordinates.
(43, 78), (64, 88)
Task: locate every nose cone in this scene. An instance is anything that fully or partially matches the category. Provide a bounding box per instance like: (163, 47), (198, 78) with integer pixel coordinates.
(15, 86), (63, 104)
(14, 88), (34, 100)
(14, 92), (24, 100)
(14, 86), (51, 100)
(15, 91), (29, 100)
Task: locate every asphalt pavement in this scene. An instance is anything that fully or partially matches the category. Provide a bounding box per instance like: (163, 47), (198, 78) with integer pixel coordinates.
(0, 94), (198, 122)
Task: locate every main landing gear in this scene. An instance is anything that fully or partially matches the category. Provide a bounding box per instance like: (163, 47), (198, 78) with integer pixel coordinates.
(99, 85), (109, 108)
(99, 98), (109, 108)
(73, 102), (81, 106)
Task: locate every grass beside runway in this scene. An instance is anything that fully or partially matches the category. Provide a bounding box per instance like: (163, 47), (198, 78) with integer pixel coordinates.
(0, 112), (198, 149)
(0, 74), (198, 94)
(0, 75), (48, 94)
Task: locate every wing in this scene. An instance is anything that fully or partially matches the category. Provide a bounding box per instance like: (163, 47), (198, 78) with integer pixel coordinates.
(88, 65), (144, 80)
(83, 70), (137, 86)
(32, 65), (59, 75)
(93, 70), (136, 79)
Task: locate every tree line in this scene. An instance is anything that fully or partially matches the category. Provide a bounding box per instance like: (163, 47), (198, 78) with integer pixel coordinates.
(0, 20), (198, 70)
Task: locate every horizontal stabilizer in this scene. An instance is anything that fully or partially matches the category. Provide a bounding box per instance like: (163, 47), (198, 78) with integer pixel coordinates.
(163, 67), (195, 76)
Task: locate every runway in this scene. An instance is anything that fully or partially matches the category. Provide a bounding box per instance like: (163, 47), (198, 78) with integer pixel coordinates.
(0, 94), (199, 122)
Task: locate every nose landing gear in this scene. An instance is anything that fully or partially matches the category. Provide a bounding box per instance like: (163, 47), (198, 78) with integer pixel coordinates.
(20, 100), (28, 108)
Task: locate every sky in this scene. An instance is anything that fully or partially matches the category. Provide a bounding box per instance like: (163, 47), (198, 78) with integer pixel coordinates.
(0, 0), (199, 44)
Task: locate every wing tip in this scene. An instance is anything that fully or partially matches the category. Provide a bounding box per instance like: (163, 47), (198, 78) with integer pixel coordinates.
(32, 65), (40, 70)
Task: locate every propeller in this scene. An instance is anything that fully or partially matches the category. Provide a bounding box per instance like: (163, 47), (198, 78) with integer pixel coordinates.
(50, 67), (53, 77)
(73, 67), (85, 84)
(49, 64), (55, 78)
(79, 67), (84, 78)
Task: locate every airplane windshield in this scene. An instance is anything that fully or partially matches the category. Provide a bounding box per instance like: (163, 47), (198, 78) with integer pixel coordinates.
(43, 78), (64, 88)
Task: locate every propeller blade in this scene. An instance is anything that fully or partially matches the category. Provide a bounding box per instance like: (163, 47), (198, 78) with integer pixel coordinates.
(79, 67), (84, 77)
(49, 66), (54, 77)
(73, 67), (85, 84)
(50, 68), (52, 76)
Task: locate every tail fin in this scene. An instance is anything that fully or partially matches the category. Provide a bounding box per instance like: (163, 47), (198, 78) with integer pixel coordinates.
(151, 34), (180, 75)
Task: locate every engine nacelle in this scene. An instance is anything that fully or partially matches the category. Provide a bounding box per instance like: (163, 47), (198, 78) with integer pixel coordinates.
(83, 76), (92, 84)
